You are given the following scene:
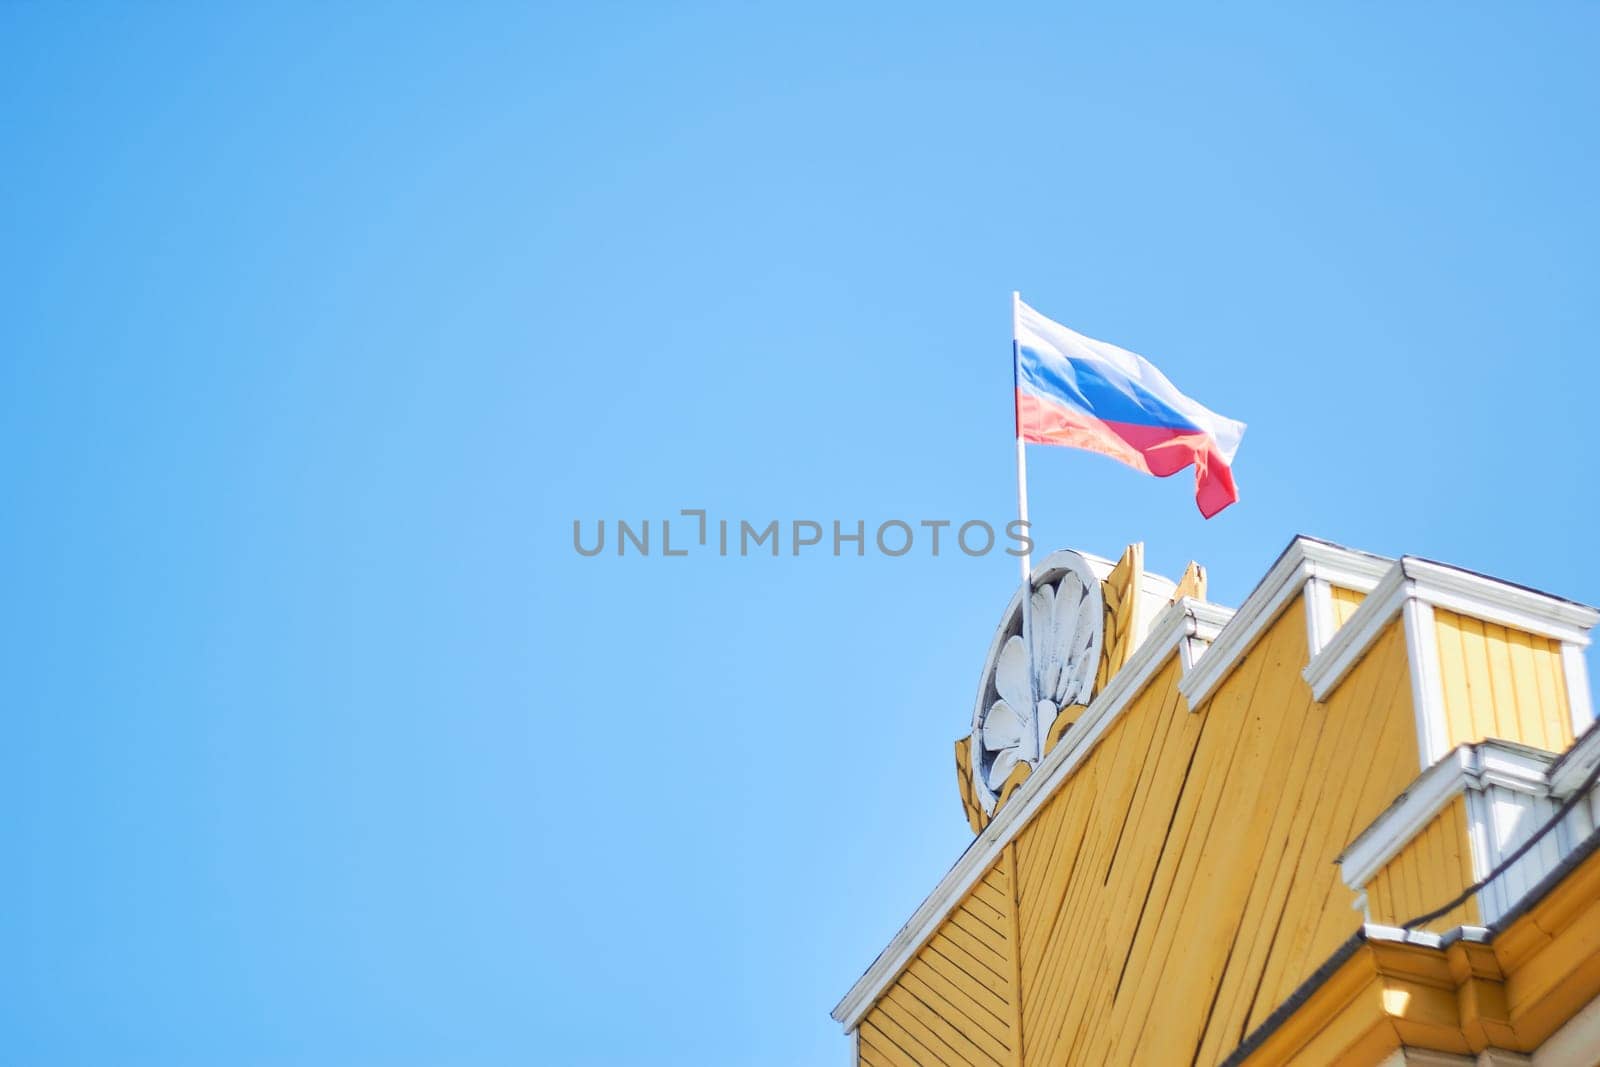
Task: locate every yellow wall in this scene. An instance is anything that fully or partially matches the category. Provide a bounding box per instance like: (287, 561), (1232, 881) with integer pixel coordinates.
(1363, 796), (1478, 932)
(858, 851), (1023, 1067)
(858, 599), (1422, 1066)
(1433, 608), (1572, 753)
(1330, 585), (1366, 628)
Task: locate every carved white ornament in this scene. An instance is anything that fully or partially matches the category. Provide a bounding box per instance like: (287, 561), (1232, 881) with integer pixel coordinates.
(970, 551), (1105, 812)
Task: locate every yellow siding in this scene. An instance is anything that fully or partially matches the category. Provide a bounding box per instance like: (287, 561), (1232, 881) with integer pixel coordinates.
(1433, 608), (1572, 753)
(1363, 796), (1479, 932)
(860, 600), (1434, 1066)
(1330, 585), (1366, 628)
(868, 599), (1418, 1066)
(858, 853), (1023, 1067)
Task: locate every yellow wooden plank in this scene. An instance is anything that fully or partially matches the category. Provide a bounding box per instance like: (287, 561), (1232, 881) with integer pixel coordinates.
(968, 879), (1008, 922)
(1217, 645), (1381, 1041)
(1251, 619), (1416, 1029)
(889, 974), (1009, 1066)
(873, 990), (962, 1067)
(1023, 693), (1149, 1052)
(1035, 781), (1129, 1058)
(982, 860), (1011, 896)
(1235, 621), (1397, 1025)
(944, 908), (1009, 970)
(881, 590), (1446, 1065)
(1055, 667), (1192, 1062)
(865, 1000), (951, 1067)
(1447, 796), (1479, 925)
(1017, 753), (1098, 992)
(951, 895), (1008, 944)
(859, 1020), (919, 1067)
(1424, 810), (1451, 923)
(1403, 816), (1432, 921)
(907, 946), (1011, 1029)
(934, 920), (1009, 984)
(1306, 666), (1420, 951)
(1004, 661), (1163, 1059)
(1331, 585), (1366, 627)
(1527, 630), (1573, 750)
(1192, 654), (1345, 1064)
(1103, 614), (1286, 1065)
(1502, 628), (1550, 750)
(1484, 621), (1527, 745)
(1140, 617), (1298, 1061)
(1002, 841), (1026, 1067)
(1087, 667), (1207, 1064)
(899, 968), (1011, 1051)
(1140, 608), (1322, 1065)
(1367, 868), (1390, 924)
(1026, 667), (1187, 1061)
(922, 933), (1012, 1001)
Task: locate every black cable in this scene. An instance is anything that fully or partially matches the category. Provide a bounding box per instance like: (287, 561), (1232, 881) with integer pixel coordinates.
(1400, 755), (1600, 930)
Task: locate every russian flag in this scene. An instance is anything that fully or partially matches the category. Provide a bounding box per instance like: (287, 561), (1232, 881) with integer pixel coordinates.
(1014, 298), (1246, 519)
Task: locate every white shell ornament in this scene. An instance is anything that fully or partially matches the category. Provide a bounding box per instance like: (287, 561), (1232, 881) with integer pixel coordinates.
(969, 551), (1105, 812)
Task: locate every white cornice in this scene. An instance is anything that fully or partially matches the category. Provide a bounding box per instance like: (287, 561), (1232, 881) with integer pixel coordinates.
(831, 596), (1229, 1030)
(1303, 558), (1599, 704)
(1550, 722), (1600, 798)
(1178, 538), (1391, 711)
(1403, 558), (1598, 644)
(1562, 642), (1595, 741)
(1303, 563), (1410, 702)
(1338, 741), (1556, 891)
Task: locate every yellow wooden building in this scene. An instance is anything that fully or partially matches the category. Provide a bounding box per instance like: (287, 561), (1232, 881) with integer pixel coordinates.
(834, 538), (1600, 1066)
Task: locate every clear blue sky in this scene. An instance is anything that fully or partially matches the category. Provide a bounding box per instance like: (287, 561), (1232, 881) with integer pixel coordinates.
(3, 4), (1598, 1065)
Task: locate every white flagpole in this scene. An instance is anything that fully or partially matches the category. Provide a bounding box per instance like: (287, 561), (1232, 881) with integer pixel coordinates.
(1012, 290), (1041, 760)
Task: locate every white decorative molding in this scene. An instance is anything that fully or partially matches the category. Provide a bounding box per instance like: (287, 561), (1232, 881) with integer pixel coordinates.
(968, 551), (1107, 813)
(1376, 1039), (1523, 1066)
(1405, 598), (1449, 766)
(1180, 601), (1230, 672)
(1380, 1049), (1480, 1067)
(1304, 578), (1334, 661)
(1304, 562), (1408, 703)
(1561, 642), (1594, 741)
(1471, 781), (1565, 924)
(1549, 722), (1600, 798)
(1479, 1052), (1535, 1067)
(1136, 569), (1180, 646)
(1547, 725), (1600, 850)
(1338, 741), (1554, 893)
(1302, 558), (1598, 768)
(1464, 788), (1495, 888)
(1472, 742), (1556, 793)
(1402, 559), (1598, 645)
(832, 596), (1226, 1031)
(1179, 537), (1391, 712)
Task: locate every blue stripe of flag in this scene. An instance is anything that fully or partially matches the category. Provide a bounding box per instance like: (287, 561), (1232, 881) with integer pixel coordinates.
(1018, 346), (1203, 433)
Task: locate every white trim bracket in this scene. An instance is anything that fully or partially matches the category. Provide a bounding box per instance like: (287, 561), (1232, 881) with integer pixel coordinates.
(1302, 557), (1598, 764)
(1179, 537), (1391, 712)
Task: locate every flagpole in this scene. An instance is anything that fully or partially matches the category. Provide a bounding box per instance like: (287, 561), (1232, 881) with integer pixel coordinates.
(1012, 290), (1041, 760)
